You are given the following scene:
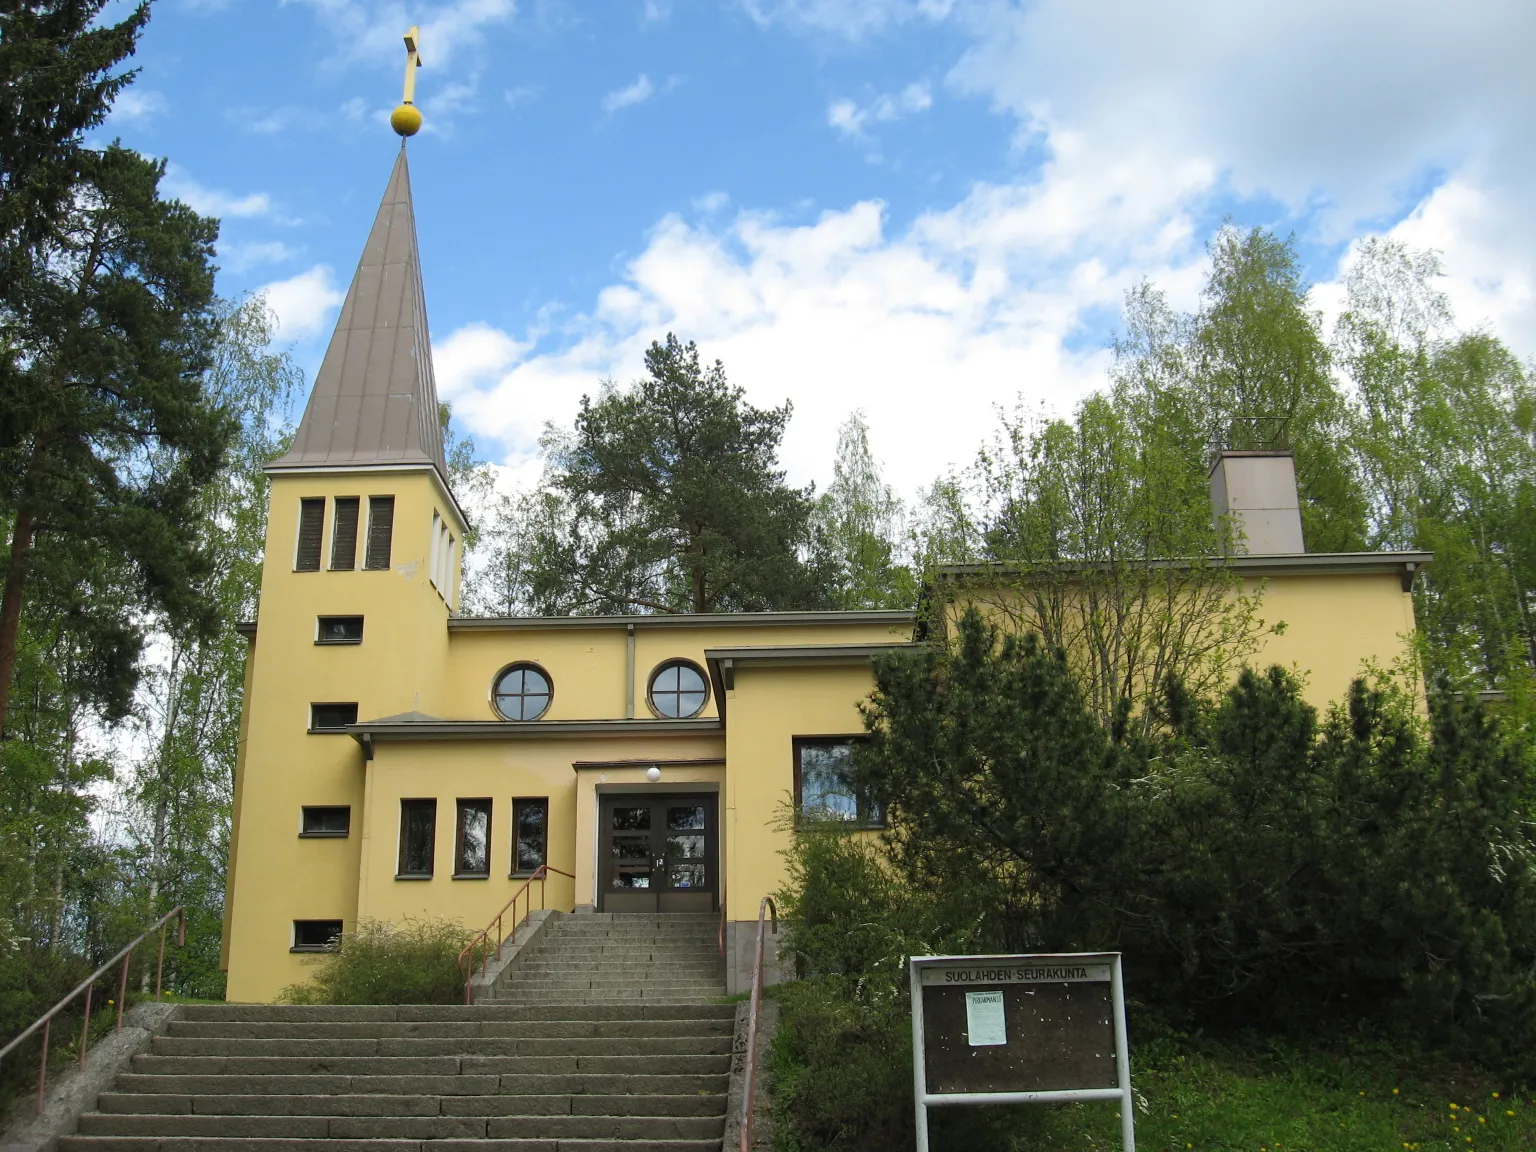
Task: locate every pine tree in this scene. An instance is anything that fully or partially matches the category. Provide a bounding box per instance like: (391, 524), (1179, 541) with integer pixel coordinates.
(0, 140), (232, 733)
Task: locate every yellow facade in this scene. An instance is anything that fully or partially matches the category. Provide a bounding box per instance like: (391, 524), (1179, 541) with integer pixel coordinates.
(219, 144), (1433, 1003)
(222, 467), (1428, 1002)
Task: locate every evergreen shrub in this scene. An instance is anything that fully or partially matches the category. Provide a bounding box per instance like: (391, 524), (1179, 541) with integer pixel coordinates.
(850, 608), (1536, 1072)
(279, 918), (469, 1005)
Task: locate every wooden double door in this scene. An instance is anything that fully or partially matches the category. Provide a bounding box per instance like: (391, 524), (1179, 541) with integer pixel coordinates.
(598, 792), (718, 913)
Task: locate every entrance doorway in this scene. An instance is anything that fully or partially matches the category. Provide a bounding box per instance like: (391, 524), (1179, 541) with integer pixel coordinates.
(599, 792), (718, 913)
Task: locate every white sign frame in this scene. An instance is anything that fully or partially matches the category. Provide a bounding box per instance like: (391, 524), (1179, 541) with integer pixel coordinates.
(909, 952), (1134, 1152)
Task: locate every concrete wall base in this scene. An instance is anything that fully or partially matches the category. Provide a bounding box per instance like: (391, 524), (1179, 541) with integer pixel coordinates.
(724, 920), (786, 997)
(0, 1001), (181, 1152)
(724, 997), (779, 1152)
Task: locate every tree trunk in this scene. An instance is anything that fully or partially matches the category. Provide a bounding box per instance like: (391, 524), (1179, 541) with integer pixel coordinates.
(0, 506), (37, 735)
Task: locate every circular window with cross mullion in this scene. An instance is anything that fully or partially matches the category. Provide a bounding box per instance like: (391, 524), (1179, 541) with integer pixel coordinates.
(648, 659), (709, 719)
(492, 662), (553, 721)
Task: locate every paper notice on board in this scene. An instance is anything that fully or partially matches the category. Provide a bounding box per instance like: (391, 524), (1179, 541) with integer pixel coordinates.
(964, 990), (1007, 1046)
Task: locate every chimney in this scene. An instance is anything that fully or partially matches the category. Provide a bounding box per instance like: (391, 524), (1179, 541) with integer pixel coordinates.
(1209, 451), (1305, 555)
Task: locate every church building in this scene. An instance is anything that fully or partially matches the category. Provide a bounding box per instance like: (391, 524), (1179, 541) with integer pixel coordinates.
(218, 132), (1432, 1004)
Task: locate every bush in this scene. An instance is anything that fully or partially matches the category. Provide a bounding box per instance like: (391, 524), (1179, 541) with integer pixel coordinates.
(850, 609), (1536, 1072)
(772, 827), (1019, 1151)
(279, 918), (469, 1005)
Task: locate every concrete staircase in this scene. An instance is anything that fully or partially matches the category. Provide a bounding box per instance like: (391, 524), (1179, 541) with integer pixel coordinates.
(486, 914), (726, 1005)
(59, 914), (735, 1150)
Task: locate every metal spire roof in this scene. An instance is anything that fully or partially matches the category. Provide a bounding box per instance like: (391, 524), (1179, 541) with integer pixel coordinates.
(268, 144), (448, 480)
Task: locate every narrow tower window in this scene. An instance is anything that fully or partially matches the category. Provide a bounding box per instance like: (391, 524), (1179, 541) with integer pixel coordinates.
(330, 497), (360, 570)
(364, 496), (395, 570)
(295, 498), (325, 571)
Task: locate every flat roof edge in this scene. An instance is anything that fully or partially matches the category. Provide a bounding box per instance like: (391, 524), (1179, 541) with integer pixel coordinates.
(448, 609), (917, 631)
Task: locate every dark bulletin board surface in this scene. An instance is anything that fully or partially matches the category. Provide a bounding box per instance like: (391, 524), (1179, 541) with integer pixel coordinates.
(922, 982), (1118, 1094)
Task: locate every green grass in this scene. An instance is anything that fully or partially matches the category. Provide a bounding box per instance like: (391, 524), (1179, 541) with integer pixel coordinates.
(961, 1034), (1536, 1152)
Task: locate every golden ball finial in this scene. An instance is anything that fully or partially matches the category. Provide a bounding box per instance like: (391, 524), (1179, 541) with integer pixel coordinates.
(391, 103), (423, 137)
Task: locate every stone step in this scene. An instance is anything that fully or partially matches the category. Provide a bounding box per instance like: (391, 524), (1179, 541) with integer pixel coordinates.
(500, 958), (721, 970)
(149, 1036), (733, 1058)
(130, 1054), (731, 1077)
(176, 1004), (734, 1023)
(97, 1093), (728, 1118)
(113, 1073), (729, 1098)
(167, 1019), (733, 1040)
(60, 1139), (721, 1151)
(77, 1113), (725, 1140)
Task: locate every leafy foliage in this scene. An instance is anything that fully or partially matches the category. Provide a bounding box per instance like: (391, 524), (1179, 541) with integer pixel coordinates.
(855, 610), (1536, 1069)
(280, 919), (471, 1006)
(526, 333), (833, 614)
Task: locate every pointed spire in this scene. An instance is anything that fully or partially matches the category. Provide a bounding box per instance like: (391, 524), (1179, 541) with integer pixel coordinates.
(269, 146), (448, 481)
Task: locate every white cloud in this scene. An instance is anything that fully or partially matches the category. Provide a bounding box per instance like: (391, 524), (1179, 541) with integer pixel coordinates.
(693, 191), (730, 214)
(828, 81), (932, 141)
(440, 123), (1216, 494)
(257, 265), (346, 343)
(162, 167), (272, 218)
(642, 0), (672, 23)
(741, 0), (953, 39)
(504, 84), (539, 109)
(435, 322), (529, 399)
(602, 74), (655, 114)
(112, 89), (167, 122)
(284, 0), (516, 70)
(218, 239), (301, 272)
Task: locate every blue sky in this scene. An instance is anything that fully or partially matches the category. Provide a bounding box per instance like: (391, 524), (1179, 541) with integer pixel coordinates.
(106, 0), (1535, 495)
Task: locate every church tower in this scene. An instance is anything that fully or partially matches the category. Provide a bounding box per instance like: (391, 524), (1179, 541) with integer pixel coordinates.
(221, 39), (468, 997)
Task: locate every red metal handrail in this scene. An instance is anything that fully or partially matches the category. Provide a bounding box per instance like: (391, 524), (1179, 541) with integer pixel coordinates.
(738, 895), (777, 1152)
(457, 866), (577, 1004)
(0, 905), (185, 1114)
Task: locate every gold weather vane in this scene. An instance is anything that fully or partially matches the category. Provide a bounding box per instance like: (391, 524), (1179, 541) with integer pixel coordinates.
(390, 26), (424, 138)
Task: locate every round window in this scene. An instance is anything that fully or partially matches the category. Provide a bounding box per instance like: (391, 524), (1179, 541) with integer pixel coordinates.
(492, 663), (553, 721)
(649, 660), (709, 719)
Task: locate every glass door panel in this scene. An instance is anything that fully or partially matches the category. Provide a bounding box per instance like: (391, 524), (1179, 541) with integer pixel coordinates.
(599, 793), (718, 912)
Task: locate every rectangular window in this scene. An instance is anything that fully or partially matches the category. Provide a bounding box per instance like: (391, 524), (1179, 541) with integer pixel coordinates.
(295, 498), (325, 571)
(429, 512), (443, 589)
(397, 799), (436, 878)
(794, 738), (883, 827)
(364, 496), (394, 570)
(512, 797), (549, 874)
(454, 799), (492, 878)
(300, 806), (351, 837)
(292, 920), (343, 952)
(330, 497), (360, 570)
(309, 702), (358, 732)
(316, 615), (363, 644)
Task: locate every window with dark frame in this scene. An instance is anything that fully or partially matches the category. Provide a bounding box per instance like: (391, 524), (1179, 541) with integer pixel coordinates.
(292, 920), (343, 952)
(309, 702), (358, 732)
(492, 663), (553, 721)
(454, 799), (492, 877)
(397, 798), (436, 877)
(317, 616), (364, 644)
(512, 797), (548, 874)
(648, 660), (709, 718)
(330, 497), (360, 570)
(300, 806), (351, 837)
(794, 738), (883, 827)
(295, 498), (325, 571)
(364, 496), (395, 570)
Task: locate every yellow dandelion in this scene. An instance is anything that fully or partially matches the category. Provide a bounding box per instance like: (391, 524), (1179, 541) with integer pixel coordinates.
(1393, 1088), (1400, 1095)
(1492, 1093), (1500, 1099)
